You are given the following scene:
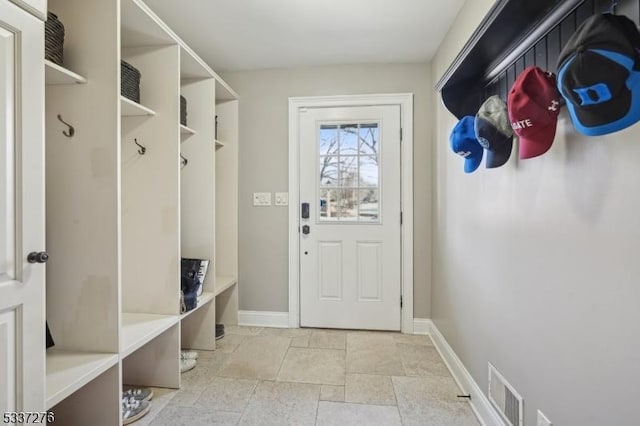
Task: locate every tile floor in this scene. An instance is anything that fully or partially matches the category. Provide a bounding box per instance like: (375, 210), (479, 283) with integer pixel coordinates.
(136, 327), (479, 426)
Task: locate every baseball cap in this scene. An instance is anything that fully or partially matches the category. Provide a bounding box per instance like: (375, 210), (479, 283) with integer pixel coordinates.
(474, 96), (513, 168)
(450, 116), (483, 173)
(557, 13), (640, 136)
(508, 67), (562, 159)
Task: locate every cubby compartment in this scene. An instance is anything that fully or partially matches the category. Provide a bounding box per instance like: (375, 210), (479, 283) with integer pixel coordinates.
(122, 323), (180, 388)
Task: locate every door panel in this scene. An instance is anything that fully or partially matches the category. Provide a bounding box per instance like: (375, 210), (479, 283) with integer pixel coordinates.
(0, 309), (16, 412)
(300, 105), (401, 331)
(0, 1), (46, 411)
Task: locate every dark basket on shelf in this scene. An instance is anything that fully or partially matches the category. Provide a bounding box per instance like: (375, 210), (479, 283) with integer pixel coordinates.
(180, 95), (187, 126)
(45, 12), (65, 65)
(121, 60), (141, 103)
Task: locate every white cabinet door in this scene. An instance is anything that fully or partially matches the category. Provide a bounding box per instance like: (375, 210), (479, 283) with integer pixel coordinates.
(9, 0), (47, 21)
(0, 1), (45, 412)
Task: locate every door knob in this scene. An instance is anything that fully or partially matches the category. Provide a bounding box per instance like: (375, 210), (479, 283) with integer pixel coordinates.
(28, 251), (49, 264)
(302, 225), (310, 235)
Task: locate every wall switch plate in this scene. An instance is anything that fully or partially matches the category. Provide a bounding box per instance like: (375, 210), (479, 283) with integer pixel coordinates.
(275, 192), (289, 206)
(537, 410), (552, 426)
(253, 192), (272, 206)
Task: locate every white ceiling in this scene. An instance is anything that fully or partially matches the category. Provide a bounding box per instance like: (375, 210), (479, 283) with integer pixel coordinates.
(144, 0), (466, 72)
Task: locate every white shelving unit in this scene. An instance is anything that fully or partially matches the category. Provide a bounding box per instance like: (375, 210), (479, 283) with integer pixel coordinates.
(43, 0), (239, 423)
(44, 60), (87, 85)
(120, 96), (156, 116)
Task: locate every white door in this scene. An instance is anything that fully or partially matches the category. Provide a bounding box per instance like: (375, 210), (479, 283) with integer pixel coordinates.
(299, 105), (402, 330)
(0, 1), (46, 412)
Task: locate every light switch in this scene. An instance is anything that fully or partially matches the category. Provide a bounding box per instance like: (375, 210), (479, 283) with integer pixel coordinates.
(275, 192), (289, 206)
(253, 192), (271, 206)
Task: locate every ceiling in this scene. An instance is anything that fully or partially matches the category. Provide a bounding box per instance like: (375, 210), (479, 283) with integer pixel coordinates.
(144, 0), (466, 72)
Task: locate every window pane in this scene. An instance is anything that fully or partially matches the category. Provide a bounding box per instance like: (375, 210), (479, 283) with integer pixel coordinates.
(320, 125), (338, 156)
(319, 189), (340, 221)
(359, 155), (379, 187)
(319, 156), (339, 187)
(339, 156), (358, 187)
(337, 189), (358, 220)
(359, 189), (379, 221)
(359, 124), (378, 155)
(339, 124), (358, 155)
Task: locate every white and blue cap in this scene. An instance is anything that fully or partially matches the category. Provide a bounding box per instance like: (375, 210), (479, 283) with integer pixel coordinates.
(557, 13), (640, 136)
(450, 116), (483, 173)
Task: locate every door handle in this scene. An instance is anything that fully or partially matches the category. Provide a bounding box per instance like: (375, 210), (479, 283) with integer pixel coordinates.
(302, 225), (310, 235)
(28, 251), (49, 264)
(301, 203), (310, 219)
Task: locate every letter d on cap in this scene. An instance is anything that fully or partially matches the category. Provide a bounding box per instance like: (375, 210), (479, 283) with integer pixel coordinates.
(573, 83), (612, 106)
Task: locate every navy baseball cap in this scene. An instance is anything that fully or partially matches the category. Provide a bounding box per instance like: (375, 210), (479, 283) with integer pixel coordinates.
(474, 96), (513, 168)
(557, 13), (640, 136)
(450, 116), (483, 173)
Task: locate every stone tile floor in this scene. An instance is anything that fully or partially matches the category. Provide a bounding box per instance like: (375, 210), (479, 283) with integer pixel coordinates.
(135, 327), (479, 426)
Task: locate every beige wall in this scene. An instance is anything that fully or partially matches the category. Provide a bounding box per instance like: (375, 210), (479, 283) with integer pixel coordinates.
(431, 1), (640, 425)
(221, 63), (433, 317)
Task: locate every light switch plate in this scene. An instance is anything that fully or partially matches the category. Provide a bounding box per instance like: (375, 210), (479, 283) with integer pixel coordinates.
(275, 192), (289, 206)
(253, 192), (271, 206)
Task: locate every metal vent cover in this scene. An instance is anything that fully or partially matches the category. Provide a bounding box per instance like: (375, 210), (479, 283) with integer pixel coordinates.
(488, 363), (523, 426)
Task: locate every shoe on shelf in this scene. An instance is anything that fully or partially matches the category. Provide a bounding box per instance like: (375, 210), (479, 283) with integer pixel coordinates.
(180, 350), (199, 360)
(180, 358), (197, 373)
(215, 324), (225, 340)
(122, 398), (150, 425)
(122, 387), (154, 402)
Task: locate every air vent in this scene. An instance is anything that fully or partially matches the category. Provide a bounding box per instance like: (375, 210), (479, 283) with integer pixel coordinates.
(488, 363), (523, 426)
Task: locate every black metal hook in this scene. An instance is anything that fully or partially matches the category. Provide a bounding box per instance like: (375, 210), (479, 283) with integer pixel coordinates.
(134, 138), (146, 155)
(180, 153), (188, 167)
(57, 114), (75, 137)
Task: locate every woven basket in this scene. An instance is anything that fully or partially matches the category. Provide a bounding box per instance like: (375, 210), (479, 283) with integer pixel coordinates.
(45, 12), (65, 65)
(180, 96), (187, 126)
(121, 60), (141, 103)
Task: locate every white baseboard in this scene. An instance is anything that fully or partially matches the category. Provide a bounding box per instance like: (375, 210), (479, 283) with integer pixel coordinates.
(238, 310), (290, 328)
(422, 319), (505, 426)
(412, 318), (431, 335)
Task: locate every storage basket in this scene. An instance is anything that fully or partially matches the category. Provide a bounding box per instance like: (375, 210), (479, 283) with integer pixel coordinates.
(45, 12), (65, 65)
(180, 95), (187, 126)
(121, 60), (141, 103)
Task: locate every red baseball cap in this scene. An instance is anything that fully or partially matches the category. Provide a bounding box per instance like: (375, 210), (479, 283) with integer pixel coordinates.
(508, 67), (562, 159)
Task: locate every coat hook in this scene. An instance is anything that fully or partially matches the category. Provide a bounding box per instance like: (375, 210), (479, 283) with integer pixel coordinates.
(57, 114), (75, 137)
(180, 153), (188, 167)
(134, 138), (146, 155)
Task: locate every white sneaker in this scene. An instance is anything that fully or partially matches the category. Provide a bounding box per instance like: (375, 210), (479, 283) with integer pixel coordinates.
(180, 350), (199, 360)
(180, 358), (197, 373)
(122, 398), (150, 425)
(122, 387), (153, 402)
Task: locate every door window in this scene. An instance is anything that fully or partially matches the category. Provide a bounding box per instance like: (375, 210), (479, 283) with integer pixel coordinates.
(318, 123), (380, 223)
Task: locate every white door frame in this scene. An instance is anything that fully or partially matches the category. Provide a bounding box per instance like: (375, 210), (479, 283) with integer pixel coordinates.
(288, 93), (414, 334)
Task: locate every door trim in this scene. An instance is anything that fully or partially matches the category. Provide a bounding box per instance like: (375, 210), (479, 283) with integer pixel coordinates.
(288, 94), (414, 333)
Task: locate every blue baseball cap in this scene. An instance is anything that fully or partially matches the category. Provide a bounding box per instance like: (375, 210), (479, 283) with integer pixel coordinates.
(557, 14), (640, 136)
(450, 116), (483, 173)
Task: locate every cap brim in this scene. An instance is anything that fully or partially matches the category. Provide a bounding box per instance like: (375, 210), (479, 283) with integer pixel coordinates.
(463, 152), (483, 173)
(485, 136), (513, 168)
(518, 123), (557, 159)
(565, 87), (640, 136)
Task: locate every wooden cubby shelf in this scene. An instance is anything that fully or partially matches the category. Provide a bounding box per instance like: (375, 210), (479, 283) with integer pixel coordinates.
(180, 124), (197, 137)
(43, 0), (238, 422)
(120, 96), (156, 117)
(45, 351), (119, 409)
(180, 292), (215, 320)
(44, 60), (87, 85)
(121, 313), (180, 357)
(215, 276), (238, 297)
